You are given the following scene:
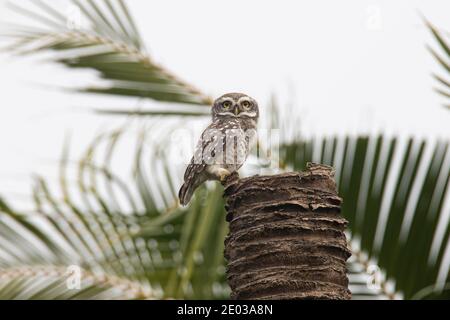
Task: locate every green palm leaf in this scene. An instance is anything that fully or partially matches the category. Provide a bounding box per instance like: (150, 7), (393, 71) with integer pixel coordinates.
(0, 125), (230, 299)
(2, 0), (212, 108)
(282, 135), (450, 299)
(426, 20), (450, 108)
(0, 266), (151, 300)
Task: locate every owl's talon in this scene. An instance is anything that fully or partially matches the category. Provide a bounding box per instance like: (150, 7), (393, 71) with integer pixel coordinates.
(219, 170), (231, 182)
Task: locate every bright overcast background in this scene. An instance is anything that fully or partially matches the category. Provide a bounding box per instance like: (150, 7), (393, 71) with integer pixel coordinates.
(0, 0), (449, 205)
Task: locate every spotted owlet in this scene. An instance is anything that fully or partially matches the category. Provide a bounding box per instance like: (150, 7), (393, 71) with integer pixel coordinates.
(178, 93), (259, 205)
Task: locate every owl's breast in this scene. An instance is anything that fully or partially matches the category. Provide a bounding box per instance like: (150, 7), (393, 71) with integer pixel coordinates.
(202, 117), (257, 172)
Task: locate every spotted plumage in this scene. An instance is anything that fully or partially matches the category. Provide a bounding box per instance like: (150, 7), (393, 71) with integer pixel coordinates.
(179, 93), (259, 205)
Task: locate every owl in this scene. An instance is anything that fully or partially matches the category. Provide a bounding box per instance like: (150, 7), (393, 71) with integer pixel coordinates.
(178, 93), (259, 206)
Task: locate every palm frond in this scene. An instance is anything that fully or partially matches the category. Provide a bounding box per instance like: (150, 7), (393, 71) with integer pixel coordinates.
(94, 108), (210, 117)
(0, 266), (152, 300)
(426, 20), (450, 108)
(282, 135), (450, 299)
(2, 0), (212, 107)
(0, 123), (230, 299)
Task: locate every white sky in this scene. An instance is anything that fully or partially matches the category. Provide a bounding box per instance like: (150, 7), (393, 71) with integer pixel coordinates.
(0, 0), (449, 204)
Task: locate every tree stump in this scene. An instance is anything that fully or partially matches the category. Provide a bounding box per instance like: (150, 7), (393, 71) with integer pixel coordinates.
(222, 163), (351, 300)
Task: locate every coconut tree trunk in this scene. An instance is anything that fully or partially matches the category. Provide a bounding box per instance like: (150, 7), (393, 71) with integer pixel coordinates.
(222, 163), (351, 300)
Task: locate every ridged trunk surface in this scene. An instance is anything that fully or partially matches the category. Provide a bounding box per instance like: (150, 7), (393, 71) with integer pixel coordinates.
(223, 163), (351, 300)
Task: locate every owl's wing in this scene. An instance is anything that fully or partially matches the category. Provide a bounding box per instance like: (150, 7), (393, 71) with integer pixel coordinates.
(178, 159), (205, 206)
(179, 123), (222, 205)
(183, 155), (205, 183)
(184, 124), (220, 180)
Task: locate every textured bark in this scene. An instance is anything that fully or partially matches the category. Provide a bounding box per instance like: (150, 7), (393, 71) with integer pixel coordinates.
(222, 163), (351, 300)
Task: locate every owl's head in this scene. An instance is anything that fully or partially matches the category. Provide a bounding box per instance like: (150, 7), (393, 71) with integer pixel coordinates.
(212, 93), (259, 121)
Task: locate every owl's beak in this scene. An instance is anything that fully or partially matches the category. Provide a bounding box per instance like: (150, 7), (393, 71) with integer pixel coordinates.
(234, 107), (239, 116)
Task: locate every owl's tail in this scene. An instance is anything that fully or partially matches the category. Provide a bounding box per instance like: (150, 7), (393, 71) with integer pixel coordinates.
(178, 182), (194, 206)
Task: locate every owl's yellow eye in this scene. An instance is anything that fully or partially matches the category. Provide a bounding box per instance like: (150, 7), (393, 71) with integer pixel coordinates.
(241, 101), (251, 109)
(222, 101), (232, 109)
